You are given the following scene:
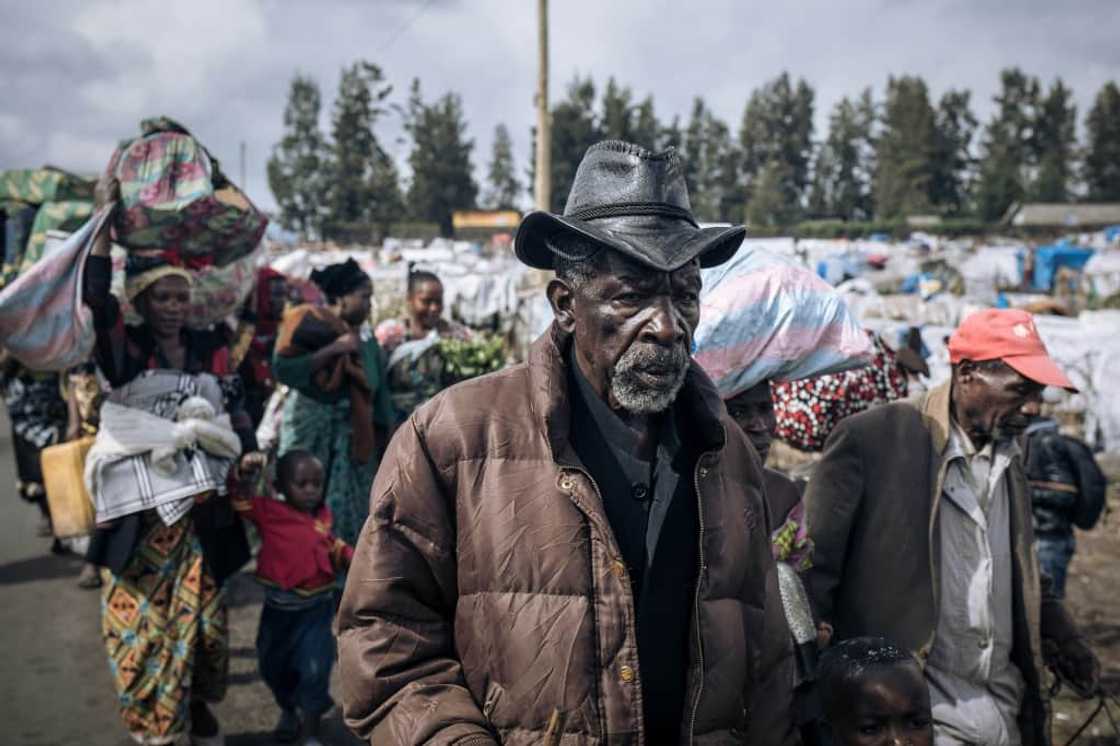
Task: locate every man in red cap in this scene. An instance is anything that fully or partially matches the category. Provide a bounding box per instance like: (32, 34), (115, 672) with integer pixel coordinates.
(804, 308), (1098, 745)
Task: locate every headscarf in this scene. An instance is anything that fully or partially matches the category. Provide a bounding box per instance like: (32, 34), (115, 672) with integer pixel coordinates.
(124, 252), (193, 302)
(310, 258), (370, 300)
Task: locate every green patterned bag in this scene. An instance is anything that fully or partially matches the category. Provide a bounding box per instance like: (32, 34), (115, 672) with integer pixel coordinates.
(2, 201), (36, 288)
(19, 200), (94, 272)
(0, 168), (94, 205)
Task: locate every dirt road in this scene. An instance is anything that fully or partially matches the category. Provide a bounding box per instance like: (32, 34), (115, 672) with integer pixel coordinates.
(0, 425), (361, 746)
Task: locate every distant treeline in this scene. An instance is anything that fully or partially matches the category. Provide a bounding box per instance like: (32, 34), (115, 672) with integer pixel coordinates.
(268, 64), (1120, 241)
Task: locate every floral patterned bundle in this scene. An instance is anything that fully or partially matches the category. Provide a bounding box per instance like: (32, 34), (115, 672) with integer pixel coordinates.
(772, 333), (908, 452)
(108, 118), (267, 267)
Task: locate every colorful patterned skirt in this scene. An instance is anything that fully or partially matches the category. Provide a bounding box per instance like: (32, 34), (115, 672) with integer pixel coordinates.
(101, 511), (228, 744)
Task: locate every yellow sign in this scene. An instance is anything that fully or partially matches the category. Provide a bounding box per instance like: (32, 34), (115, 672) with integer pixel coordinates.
(452, 210), (521, 230)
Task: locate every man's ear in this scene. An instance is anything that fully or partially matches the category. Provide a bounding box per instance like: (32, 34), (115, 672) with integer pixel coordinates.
(546, 278), (577, 333)
(956, 359), (977, 384)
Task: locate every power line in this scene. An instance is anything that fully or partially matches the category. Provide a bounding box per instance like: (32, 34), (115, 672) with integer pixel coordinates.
(377, 0), (439, 56)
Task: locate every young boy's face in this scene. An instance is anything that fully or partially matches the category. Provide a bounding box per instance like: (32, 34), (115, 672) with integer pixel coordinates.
(828, 663), (933, 746)
(284, 458), (325, 514)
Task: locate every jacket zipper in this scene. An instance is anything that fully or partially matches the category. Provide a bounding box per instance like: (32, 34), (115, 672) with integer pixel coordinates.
(562, 465), (616, 743)
(687, 450), (714, 744)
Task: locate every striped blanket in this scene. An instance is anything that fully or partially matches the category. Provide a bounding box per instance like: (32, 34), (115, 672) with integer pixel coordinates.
(0, 207), (112, 371)
(85, 370), (241, 525)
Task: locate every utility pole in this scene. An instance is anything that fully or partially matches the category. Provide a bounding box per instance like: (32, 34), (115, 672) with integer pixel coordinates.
(239, 141), (247, 190)
(534, 0), (551, 212)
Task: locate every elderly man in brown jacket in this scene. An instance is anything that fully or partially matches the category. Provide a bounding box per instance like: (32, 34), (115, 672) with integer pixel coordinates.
(337, 141), (778, 744)
(804, 310), (1098, 745)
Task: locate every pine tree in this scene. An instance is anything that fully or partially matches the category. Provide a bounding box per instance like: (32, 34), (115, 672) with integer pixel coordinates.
(682, 98), (739, 222)
(600, 78), (633, 142)
(536, 76), (601, 212)
(976, 68), (1040, 222)
(1032, 79), (1077, 202)
(747, 159), (795, 228)
(598, 79), (660, 149)
(810, 90), (876, 220)
(267, 75), (328, 239)
(660, 115), (684, 152)
(485, 123), (521, 210)
(631, 96), (661, 151)
(874, 76), (937, 219)
(325, 60), (401, 242)
(929, 89), (978, 216)
(1085, 81), (1120, 201)
(739, 73), (814, 225)
(405, 80), (479, 237)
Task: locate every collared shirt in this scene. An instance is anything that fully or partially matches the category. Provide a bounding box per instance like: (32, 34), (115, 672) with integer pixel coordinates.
(926, 424), (1025, 746)
(569, 353), (683, 592)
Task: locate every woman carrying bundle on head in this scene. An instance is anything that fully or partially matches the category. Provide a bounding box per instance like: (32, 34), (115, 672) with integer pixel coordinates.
(82, 176), (264, 746)
(374, 268), (472, 418)
(274, 258), (395, 547)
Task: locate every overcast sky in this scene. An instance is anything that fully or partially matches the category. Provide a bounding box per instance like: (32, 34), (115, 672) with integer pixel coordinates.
(2, 0), (1117, 212)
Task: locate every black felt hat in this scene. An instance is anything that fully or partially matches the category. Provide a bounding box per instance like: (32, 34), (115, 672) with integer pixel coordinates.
(515, 140), (745, 272)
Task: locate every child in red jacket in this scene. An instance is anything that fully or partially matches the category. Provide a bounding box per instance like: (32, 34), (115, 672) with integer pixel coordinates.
(234, 449), (353, 745)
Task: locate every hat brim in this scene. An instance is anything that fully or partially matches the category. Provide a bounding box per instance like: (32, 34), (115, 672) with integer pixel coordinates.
(1004, 354), (1079, 393)
(515, 211), (745, 272)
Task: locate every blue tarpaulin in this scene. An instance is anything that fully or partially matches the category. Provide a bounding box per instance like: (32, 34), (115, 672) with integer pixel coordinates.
(1021, 241), (1095, 291)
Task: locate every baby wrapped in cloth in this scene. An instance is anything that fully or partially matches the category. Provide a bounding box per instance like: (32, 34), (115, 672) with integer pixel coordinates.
(85, 369), (242, 525)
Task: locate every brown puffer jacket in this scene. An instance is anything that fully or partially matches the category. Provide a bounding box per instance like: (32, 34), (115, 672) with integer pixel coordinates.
(337, 325), (776, 745)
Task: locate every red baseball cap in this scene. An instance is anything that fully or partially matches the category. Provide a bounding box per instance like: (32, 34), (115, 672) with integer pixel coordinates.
(948, 309), (1077, 392)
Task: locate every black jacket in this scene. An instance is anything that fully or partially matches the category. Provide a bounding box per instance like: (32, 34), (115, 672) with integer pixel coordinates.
(1023, 419), (1107, 537)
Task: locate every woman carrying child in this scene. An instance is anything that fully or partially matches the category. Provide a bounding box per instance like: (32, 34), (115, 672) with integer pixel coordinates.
(274, 259), (395, 546)
(234, 449), (351, 745)
(83, 178), (263, 746)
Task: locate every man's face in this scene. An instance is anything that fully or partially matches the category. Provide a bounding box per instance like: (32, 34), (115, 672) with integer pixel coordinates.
(725, 380), (777, 463)
(827, 664), (933, 746)
(549, 250), (701, 415)
(954, 359), (1044, 445)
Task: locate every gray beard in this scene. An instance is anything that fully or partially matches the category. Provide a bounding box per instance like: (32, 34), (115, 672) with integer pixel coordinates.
(608, 341), (690, 415)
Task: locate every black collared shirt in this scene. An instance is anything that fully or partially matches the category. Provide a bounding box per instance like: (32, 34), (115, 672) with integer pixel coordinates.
(567, 349), (699, 741)
(569, 353), (684, 594)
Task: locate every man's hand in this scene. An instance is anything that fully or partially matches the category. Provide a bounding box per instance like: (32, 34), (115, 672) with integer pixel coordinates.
(90, 174), (120, 257)
(330, 332), (361, 356)
(1045, 636), (1101, 699)
(93, 173), (121, 211)
(237, 451), (267, 481)
(816, 621), (834, 649)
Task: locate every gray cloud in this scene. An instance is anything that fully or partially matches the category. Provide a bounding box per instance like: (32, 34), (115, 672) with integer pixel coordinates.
(1, 0), (1117, 211)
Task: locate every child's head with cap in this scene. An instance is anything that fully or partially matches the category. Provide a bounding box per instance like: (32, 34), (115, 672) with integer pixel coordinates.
(818, 637), (932, 746)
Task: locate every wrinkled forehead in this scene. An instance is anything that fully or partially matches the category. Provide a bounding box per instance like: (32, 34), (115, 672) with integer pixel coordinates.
(597, 249), (701, 286)
(973, 359), (1041, 390)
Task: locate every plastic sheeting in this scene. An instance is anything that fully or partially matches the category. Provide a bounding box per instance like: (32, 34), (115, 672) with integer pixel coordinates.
(694, 245), (872, 399)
